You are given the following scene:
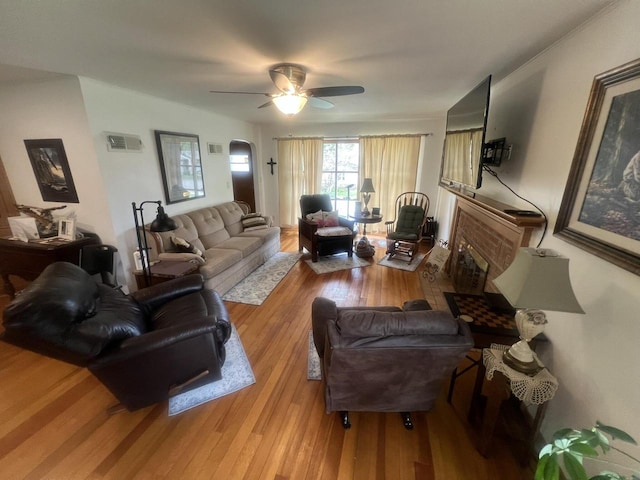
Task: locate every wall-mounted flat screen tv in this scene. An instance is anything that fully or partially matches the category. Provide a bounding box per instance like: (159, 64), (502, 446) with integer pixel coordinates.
(439, 75), (491, 190)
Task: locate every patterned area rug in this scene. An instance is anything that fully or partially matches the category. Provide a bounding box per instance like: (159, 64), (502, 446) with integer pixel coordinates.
(308, 331), (321, 381)
(222, 252), (302, 305)
(304, 252), (372, 274)
(168, 325), (255, 416)
(377, 252), (426, 272)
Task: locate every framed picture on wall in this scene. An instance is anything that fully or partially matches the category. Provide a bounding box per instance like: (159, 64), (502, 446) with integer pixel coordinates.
(154, 130), (205, 204)
(555, 58), (640, 276)
(24, 138), (79, 203)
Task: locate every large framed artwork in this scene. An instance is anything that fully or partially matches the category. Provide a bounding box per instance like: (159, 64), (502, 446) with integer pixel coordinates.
(555, 59), (640, 276)
(154, 130), (205, 204)
(24, 138), (79, 203)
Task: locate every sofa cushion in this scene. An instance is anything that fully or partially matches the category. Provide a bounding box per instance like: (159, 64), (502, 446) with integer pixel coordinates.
(317, 226), (353, 237)
(198, 248), (243, 278)
(187, 207), (231, 249)
(152, 214), (204, 256)
(215, 201), (247, 236)
(337, 309), (458, 337)
(214, 236), (262, 257)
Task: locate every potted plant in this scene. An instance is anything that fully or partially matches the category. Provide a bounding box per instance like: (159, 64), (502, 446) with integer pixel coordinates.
(536, 421), (639, 480)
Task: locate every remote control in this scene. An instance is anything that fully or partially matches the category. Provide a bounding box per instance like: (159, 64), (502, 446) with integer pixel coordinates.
(503, 209), (542, 217)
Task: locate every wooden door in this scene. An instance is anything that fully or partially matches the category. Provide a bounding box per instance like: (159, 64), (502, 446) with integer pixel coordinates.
(0, 155), (19, 237)
(230, 141), (256, 212)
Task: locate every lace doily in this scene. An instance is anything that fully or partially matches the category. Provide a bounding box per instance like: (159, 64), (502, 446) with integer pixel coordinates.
(483, 344), (558, 405)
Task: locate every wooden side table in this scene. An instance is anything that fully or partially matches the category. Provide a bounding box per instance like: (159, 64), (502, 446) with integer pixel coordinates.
(133, 261), (199, 289)
(469, 344), (558, 464)
(0, 235), (99, 298)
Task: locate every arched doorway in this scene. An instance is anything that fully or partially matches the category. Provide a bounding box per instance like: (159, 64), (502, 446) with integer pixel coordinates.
(229, 140), (256, 212)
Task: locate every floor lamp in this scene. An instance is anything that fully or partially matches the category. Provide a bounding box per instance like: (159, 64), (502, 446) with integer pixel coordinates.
(132, 200), (178, 287)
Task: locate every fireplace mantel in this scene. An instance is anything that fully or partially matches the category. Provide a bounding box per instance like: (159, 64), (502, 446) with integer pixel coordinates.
(446, 188), (545, 293)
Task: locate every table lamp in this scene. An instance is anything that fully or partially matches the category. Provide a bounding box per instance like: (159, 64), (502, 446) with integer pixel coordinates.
(493, 247), (584, 374)
(132, 200), (178, 287)
(360, 178), (375, 216)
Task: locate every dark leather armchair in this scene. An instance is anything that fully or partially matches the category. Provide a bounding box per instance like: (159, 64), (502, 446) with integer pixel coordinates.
(312, 296), (473, 429)
(298, 194), (356, 262)
(2, 262), (231, 411)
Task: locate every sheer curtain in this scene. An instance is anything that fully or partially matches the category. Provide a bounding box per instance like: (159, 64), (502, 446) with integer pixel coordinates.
(277, 138), (323, 227)
(359, 135), (422, 233)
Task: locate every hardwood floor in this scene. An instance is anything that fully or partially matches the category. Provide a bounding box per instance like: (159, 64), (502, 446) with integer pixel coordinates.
(0, 229), (534, 479)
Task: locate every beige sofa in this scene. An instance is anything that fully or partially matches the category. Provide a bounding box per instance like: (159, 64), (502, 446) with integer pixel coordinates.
(146, 201), (280, 294)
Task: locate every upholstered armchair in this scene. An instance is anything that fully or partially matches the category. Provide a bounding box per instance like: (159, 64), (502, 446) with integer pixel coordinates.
(385, 192), (430, 263)
(299, 194), (356, 262)
(2, 262), (231, 412)
(311, 296), (473, 429)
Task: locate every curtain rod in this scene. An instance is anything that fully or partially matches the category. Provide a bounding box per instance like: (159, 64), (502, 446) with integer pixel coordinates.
(272, 133), (433, 141)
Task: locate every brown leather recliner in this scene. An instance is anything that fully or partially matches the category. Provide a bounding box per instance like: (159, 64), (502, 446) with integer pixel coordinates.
(2, 262), (231, 411)
(311, 297), (473, 429)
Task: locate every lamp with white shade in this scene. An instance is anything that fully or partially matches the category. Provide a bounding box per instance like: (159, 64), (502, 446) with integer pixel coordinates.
(493, 247), (584, 374)
(359, 178), (375, 216)
(272, 94), (308, 115)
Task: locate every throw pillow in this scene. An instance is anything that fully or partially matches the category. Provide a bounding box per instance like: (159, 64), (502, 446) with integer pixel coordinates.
(306, 210), (325, 227)
(171, 236), (204, 257)
(323, 210), (340, 227)
(241, 213), (268, 231)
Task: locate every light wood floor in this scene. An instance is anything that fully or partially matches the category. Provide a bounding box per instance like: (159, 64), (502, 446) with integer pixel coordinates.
(0, 229), (534, 479)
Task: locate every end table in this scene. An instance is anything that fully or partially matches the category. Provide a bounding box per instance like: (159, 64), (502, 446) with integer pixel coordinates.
(133, 260), (199, 289)
(469, 344), (558, 464)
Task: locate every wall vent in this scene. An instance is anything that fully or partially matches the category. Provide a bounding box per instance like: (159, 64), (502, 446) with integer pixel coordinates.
(106, 133), (143, 152)
(207, 143), (223, 155)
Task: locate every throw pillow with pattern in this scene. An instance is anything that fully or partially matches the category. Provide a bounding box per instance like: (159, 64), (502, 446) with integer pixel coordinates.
(171, 236), (204, 257)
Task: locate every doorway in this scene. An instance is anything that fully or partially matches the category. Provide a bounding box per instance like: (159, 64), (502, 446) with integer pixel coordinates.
(229, 140), (256, 212)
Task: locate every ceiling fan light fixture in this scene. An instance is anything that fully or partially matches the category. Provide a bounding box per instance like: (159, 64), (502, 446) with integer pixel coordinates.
(273, 94), (307, 115)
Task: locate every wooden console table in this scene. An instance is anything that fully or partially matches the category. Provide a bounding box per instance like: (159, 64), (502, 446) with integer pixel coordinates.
(0, 236), (99, 298)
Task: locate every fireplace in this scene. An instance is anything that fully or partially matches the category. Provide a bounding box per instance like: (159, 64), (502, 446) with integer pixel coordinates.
(446, 191), (544, 293)
(452, 238), (489, 294)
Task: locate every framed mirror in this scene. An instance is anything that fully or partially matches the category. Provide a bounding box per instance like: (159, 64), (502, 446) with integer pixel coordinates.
(154, 130), (205, 204)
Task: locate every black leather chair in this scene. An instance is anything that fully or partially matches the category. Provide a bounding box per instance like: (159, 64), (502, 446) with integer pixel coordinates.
(298, 194), (356, 262)
(2, 262), (231, 411)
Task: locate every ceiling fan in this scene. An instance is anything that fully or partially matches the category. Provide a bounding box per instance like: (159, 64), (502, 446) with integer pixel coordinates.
(209, 63), (365, 115)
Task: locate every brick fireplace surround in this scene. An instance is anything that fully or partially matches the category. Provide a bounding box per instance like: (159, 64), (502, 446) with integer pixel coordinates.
(446, 190), (546, 293)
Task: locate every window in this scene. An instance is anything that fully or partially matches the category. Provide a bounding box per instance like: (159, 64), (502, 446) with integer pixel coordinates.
(321, 140), (359, 216)
(230, 154), (250, 172)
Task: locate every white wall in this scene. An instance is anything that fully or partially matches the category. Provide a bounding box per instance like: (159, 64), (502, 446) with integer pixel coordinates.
(258, 119), (446, 227)
(78, 78), (260, 290)
(435, 0), (640, 461)
(0, 76), (114, 242)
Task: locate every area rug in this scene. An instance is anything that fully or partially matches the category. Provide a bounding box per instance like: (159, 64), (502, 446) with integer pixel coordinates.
(377, 252), (426, 272)
(307, 331), (321, 381)
(168, 325), (255, 416)
(222, 252), (302, 305)
(304, 253), (372, 275)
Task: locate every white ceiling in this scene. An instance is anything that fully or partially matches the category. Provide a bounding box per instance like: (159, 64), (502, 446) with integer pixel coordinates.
(0, 0), (615, 125)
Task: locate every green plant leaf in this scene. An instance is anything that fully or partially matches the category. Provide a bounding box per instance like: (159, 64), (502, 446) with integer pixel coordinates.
(540, 444), (554, 458)
(567, 443), (599, 457)
(563, 452), (588, 480)
(536, 454), (560, 480)
(554, 428), (578, 440)
(597, 422), (638, 445)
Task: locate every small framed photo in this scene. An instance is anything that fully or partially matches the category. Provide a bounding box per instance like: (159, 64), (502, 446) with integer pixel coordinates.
(372, 207), (381, 216)
(58, 218), (76, 241)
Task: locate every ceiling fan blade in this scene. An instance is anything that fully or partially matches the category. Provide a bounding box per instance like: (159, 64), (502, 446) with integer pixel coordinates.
(258, 100), (274, 109)
(269, 70), (296, 94)
(209, 90), (272, 96)
(307, 96), (334, 109)
(305, 86), (365, 97)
